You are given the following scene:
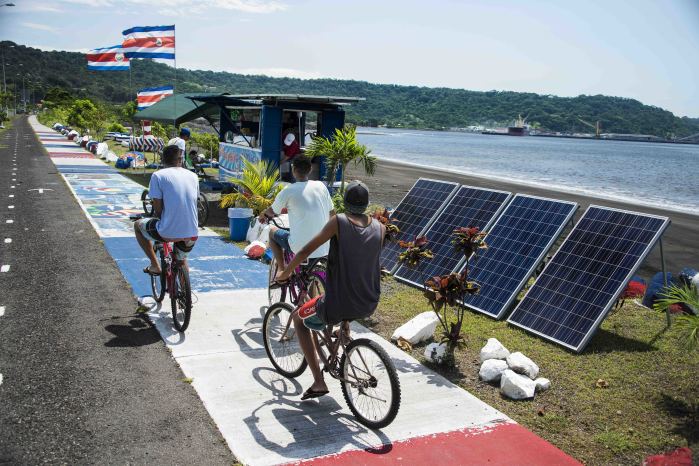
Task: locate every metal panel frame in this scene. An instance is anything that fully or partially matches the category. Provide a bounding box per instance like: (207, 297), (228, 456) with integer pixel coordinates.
(460, 194), (578, 319)
(393, 185), (512, 288)
(507, 205), (670, 352)
(384, 178), (460, 274)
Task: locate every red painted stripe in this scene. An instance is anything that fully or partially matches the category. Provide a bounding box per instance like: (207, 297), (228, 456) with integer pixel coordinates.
(50, 154), (95, 159)
(86, 53), (129, 63)
(284, 422), (581, 466)
(122, 36), (175, 49)
(137, 94), (171, 104)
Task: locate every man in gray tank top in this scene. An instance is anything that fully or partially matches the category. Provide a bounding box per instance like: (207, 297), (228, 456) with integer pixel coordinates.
(276, 181), (385, 400)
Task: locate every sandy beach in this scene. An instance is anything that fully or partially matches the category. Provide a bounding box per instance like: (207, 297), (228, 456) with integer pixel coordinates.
(349, 158), (699, 278)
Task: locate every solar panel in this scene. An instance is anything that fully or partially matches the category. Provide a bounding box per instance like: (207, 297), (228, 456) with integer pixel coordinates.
(394, 186), (511, 288)
(380, 178), (459, 273)
(507, 206), (670, 352)
(460, 194), (578, 319)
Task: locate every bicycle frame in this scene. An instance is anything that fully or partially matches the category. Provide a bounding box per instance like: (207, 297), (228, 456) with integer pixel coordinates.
(276, 307), (376, 388)
(157, 241), (176, 291)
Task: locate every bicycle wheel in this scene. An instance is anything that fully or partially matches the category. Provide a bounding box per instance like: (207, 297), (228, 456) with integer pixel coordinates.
(141, 189), (153, 216)
(150, 244), (166, 302)
(340, 338), (401, 429)
(197, 192), (209, 227)
(268, 256), (287, 305)
(263, 302), (307, 378)
(171, 265), (192, 332)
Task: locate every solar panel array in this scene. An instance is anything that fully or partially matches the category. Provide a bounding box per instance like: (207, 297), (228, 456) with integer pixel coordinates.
(380, 179), (459, 273)
(460, 194), (578, 319)
(507, 206), (670, 352)
(394, 186), (511, 288)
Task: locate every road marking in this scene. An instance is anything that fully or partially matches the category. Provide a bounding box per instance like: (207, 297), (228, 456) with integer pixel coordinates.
(4, 238), (11, 243)
(1, 265), (10, 272)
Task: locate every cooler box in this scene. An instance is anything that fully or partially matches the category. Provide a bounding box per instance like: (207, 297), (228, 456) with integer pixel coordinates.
(228, 207), (253, 241)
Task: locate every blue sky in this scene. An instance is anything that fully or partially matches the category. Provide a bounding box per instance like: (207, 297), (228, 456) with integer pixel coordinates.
(1, 0), (698, 117)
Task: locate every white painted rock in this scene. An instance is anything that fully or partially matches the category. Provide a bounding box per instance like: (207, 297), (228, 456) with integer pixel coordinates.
(479, 359), (509, 383)
(138, 296), (157, 308)
(535, 378), (551, 392)
(479, 338), (510, 362)
(424, 342), (448, 364)
(506, 352), (540, 379)
(500, 369), (536, 400)
(392, 311), (440, 344)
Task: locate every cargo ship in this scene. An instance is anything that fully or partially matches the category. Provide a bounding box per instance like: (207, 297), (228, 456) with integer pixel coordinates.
(482, 115), (529, 136)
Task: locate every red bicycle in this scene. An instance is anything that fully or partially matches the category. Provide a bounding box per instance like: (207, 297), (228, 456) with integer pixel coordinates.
(149, 239), (193, 332)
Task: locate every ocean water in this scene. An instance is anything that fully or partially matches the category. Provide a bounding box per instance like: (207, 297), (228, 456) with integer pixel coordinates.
(356, 127), (699, 216)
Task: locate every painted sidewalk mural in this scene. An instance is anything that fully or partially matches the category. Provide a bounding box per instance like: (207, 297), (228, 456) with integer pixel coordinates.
(29, 116), (580, 466)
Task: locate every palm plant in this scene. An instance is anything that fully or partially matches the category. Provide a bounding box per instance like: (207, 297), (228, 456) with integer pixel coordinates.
(304, 125), (376, 193)
(654, 284), (699, 349)
(219, 159), (283, 217)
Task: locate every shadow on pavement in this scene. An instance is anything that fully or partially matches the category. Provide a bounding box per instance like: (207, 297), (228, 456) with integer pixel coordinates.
(104, 317), (161, 347)
(243, 367), (393, 460)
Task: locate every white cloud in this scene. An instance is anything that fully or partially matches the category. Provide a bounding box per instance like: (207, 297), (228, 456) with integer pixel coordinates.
(25, 4), (62, 12)
(57, 0), (286, 13)
(21, 22), (58, 32)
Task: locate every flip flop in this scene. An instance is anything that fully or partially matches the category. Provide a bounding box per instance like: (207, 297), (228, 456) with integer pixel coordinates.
(143, 266), (161, 276)
(301, 388), (329, 400)
(269, 279), (290, 290)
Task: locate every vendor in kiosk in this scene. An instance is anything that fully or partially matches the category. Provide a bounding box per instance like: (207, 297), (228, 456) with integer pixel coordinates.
(280, 131), (301, 182)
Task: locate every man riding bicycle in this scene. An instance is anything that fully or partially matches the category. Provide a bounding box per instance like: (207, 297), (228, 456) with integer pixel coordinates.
(275, 181), (385, 400)
(135, 144), (200, 274)
(258, 156), (334, 274)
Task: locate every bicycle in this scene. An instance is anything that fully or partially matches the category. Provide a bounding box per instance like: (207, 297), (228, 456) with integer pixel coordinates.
(132, 215), (193, 332)
(262, 301), (401, 429)
(266, 217), (327, 306)
(141, 188), (209, 228)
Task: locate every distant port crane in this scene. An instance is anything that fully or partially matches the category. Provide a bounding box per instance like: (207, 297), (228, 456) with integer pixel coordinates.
(577, 117), (601, 138)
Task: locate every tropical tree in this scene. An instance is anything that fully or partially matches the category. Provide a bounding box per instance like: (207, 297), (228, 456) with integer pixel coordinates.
(66, 98), (97, 133)
(654, 284), (699, 350)
(219, 159), (283, 216)
(305, 125), (376, 193)
(191, 131), (219, 160)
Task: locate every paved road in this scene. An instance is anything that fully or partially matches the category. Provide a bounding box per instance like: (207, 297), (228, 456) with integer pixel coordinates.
(0, 117), (234, 464)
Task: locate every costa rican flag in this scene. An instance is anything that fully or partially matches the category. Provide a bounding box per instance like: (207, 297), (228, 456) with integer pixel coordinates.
(137, 85), (174, 110)
(86, 45), (130, 71)
(122, 25), (175, 60)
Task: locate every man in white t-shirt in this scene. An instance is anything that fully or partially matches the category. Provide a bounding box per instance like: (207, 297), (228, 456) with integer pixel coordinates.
(168, 127), (190, 162)
(258, 156), (334, 271)
(135, 144), (200, 274)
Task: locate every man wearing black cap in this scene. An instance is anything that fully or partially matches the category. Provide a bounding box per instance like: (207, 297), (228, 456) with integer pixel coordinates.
(276, 181), (385, 400)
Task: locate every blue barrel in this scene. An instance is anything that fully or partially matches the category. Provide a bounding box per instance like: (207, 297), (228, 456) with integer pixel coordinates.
(228, 208), (253, 241)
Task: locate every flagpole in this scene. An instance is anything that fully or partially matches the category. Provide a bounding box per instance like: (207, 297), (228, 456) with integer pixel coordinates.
(173, 24), (177, 138)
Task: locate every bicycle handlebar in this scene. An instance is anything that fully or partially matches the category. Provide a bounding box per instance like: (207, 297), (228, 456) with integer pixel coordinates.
(267, 216), (290, 231)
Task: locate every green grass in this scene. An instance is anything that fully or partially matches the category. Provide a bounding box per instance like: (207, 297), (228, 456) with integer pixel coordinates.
(363, 279), (699, 465)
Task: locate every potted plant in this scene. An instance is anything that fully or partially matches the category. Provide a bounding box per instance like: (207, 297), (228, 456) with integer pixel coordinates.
(398, 227), (488, 362)
(220, 159), (283, 240)
(304, 125), (376, 194)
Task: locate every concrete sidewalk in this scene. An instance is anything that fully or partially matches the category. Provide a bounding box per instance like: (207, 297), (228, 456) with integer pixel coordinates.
(29, 117), (580, 465)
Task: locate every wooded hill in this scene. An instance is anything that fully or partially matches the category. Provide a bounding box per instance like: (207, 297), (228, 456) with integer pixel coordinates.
(5, 41), (698, 138)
